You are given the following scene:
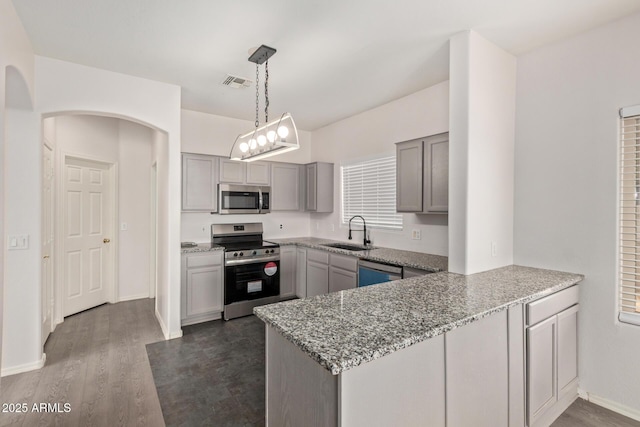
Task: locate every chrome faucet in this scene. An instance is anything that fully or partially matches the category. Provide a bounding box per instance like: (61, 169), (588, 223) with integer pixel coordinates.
(348, 215), (371, 246)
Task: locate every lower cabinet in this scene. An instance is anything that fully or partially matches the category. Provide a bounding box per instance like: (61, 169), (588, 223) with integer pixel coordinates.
(305, 249), (358, 297)
(296, 247), (307, 298)
(306, 260), (329, 297)
(181, 251), (224, 326)
(526, 286), (579, 427)
(279, 246), (297, 299)
(328, 253), (358, 293)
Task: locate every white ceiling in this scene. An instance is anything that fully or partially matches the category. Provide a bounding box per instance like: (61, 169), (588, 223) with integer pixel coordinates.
(11, 0), (640, 130)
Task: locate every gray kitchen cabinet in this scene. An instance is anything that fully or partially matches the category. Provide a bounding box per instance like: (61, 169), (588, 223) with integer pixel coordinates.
(396, 132), (449, 214)
(219, 158), (271, 185)
(306, 249), (329, 297)
(271, 162), (302, 211)
(525, 286), (579, 427)
(279, 246), (297, 299)
(396, 138), (423, 212)
(181, 251), (224, 326)
(305, 162), (334, 212)
(296, 247), (307, 298)
(182, 153), (218, 211)
(329, 253), (358, 293)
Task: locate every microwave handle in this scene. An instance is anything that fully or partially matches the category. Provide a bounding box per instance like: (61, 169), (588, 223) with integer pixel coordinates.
(258, 188), (263, 214)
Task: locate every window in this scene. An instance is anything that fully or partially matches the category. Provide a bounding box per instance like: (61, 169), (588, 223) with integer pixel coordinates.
(341, 155), (402, 230)
(619, 105), (640, 326)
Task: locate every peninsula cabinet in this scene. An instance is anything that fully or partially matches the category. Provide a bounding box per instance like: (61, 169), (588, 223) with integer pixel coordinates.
(271, 162), (302, 211)
(279, 246), (297, 299)
(219, 158), (271, 185)
(396, 132), (449, 214)
(305, 162), (334, 212)
(182, 153), (218, 212)
(526, 286), (579, 427)
(181, 251), (224, 326)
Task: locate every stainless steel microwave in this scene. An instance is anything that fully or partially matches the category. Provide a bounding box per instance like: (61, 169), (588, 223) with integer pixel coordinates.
(218, 184), (270, 214)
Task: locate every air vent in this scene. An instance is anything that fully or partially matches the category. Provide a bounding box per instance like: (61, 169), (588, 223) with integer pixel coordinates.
(221, 74), (252, 89)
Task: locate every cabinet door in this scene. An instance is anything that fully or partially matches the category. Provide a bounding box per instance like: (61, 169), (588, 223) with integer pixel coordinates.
(396, 139), (423, 212)
(329, 266), (357, 293)
(306, 260), (328, 297)
(271, 163), (301, 211)
(246, 161), (271, 185)
(182, 153), (218, 211)
(185, 265), (223, 317)
(280, 246), (297, 298)
(527, 315), (557, 427)
(306, 163), (317, 211)
(557, 305), (578, 400)
(296, 248), (307, 298)
(423, 134), (449, 213)
(219, 158), (246, 183)
(403, 267), (431, 278)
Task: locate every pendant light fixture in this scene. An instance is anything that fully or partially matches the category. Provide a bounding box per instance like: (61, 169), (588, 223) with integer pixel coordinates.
(230, 45), (299, 162)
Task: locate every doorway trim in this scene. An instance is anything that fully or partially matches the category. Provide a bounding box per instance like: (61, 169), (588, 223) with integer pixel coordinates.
(149, 162), (158, 299)
(54, 151), (119, 324)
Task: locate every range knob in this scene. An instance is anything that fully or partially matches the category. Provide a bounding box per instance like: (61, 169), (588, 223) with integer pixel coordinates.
(252, 250), (257, 255)
(270, 249), (275, 254)
(239, 252), (244, 256)
(233, 252), (238, 257)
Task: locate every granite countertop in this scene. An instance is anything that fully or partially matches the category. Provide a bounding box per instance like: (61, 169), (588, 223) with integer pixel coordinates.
(265, 237), (448, 272)
(254, 265), (583, 375)
(181, 243), (224, 254)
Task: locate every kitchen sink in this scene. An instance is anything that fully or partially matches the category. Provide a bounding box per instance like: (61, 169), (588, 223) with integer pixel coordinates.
(321, 243), (372, 251)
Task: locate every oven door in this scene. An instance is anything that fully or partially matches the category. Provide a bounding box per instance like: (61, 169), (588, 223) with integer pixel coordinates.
(218, 184), (262, 214)
(225, 260), (280, 305)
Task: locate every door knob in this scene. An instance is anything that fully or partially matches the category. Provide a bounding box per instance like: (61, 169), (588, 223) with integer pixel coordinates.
(103, 238), (111, 243)
(43, 255), (50, 259)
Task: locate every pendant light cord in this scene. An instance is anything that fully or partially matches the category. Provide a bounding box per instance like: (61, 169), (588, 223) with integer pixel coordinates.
(264, 60), (269, 123)
(255, 63), (260, 128)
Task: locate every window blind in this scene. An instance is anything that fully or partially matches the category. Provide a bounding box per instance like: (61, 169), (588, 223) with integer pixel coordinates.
(620, 107), (640, 326)
(341, 155), (402, 230)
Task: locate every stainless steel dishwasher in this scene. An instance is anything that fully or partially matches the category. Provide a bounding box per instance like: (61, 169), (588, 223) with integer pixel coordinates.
(357, 260), (403, 287)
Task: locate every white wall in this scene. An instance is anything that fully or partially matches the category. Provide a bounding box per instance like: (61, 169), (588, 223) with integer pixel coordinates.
(180, 109), (312, 242)
(34, 56), (182, 343)
(0, 0), (36, 376)
(308, 81), (450, 255)
(152, 130), (170, 335)
(54, 115), (153, 302)
(449, 31), (516, 274)
(514, 12), (640, 414)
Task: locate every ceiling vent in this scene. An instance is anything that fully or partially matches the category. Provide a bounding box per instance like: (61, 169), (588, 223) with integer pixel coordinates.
(221, 74), (252, 89)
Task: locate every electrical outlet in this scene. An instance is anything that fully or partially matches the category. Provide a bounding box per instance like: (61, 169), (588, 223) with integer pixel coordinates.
(491, 241), (497, 257)
(280, 224), (283, 229)
(412, 229), (421, 240)
(120, 222), (128, 231)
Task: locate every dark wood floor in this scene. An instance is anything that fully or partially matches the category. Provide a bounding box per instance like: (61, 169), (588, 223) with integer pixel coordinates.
(0, 299), (165, 427)
(2, 299), (639, 426)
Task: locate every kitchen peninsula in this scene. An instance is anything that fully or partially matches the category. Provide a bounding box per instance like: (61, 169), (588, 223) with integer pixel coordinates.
(254, 265), (583, 427)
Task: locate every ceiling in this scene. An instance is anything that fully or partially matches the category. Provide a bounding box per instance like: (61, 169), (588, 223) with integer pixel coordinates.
(12, 0), (640, 130)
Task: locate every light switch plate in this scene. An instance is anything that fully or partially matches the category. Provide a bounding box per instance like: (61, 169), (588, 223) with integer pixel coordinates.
(412, 230), (421, 240)
(8, 234), (29, 250)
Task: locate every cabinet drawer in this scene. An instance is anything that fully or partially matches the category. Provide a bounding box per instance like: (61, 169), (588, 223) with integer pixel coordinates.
(330, 253), (358, 272)
(186, 252), (223, 268)
(307, 249), (329, 264)
(527, 285), (578, 326)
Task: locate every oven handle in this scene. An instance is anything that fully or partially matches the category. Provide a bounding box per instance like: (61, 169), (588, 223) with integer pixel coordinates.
(225, 255), (280, 266)
(258, 188), (263, 214)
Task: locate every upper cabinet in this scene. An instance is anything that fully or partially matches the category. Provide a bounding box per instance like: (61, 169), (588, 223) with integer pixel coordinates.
(219, 158), (271, 185)
(305, 162), (334, 213)
(271, 162), (302, 211)
(182, 153), (218, 212)
(396, 132), (449, 214)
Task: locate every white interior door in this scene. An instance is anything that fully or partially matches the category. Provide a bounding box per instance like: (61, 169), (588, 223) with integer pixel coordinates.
(63, 157), (113, 316)
(41, 142), (54, 345)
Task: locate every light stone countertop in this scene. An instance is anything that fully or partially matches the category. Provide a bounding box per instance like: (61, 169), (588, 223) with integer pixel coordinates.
(265, 237), (448, 272)
(254, 265), (584, 375)
(181, 243), (224, 254)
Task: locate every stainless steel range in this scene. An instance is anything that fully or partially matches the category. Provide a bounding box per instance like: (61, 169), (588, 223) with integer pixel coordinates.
(212, 223), (280, 320)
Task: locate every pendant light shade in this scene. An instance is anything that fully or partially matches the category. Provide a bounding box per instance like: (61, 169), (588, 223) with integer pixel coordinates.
(229, 45), (299, 162)
(230, 113), (299, 162)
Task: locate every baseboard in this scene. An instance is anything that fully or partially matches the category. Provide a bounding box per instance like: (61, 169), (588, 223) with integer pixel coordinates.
(118, 293), (149, 302)
(154, 308), (183, 340)
(1, 353), (46, 377)
(578, 388), (640, 422)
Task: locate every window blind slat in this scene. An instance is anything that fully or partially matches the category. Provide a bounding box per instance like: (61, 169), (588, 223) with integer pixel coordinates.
(342, 155), (402, 230)
(619, 112), (640, 324)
